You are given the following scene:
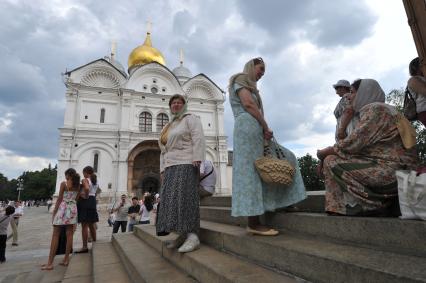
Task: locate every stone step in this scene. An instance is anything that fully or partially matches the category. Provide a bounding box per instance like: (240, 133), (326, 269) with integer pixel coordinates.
(22, 260), (67, 283)
(201, 206), (426, 257)
(134, 225), (300, 283)
(200, 206), (247, 227)
(0, 272), (29, 283)
(92, 241), (130, 283)
(62, 252), (92, 283)
(201, 191), (325, 212)
(112, 233), (196, 283)
(199, 220), (426, 283)
(264, 212), (426, 257)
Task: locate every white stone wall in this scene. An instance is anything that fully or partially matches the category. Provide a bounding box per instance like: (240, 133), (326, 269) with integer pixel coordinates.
(55, 59), (231, 197)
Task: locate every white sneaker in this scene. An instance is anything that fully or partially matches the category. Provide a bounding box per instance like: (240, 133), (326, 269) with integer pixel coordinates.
(177, 233), (200, 253)
(165, 235), (185, 249)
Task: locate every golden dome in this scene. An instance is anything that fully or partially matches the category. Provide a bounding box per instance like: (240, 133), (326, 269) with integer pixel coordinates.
(128, 33), (166, 71)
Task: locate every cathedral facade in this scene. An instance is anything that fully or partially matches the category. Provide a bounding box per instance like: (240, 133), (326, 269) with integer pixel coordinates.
(54, 32), (229, 198)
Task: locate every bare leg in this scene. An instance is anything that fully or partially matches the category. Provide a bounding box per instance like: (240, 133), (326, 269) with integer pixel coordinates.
(60, 225), (74, 266)
(82, 223), (88, 249)
(42, 226), (61, 270)
(88, 223), (97, 242)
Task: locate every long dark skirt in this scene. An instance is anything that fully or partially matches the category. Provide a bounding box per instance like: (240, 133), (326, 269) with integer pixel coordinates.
(77, 196), (99, 223)
(156, 164), (199, 235)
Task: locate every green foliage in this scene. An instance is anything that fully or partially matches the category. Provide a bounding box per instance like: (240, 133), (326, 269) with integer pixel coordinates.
(297, 154), (325, 191)
(0, 164), (57, 201)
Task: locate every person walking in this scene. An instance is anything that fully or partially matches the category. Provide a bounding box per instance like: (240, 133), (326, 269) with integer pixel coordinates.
(9, 200), (23, 246)
(156, 94), (206, 253)
(41, 168), (79, 270)
(0, 206), (15, 263)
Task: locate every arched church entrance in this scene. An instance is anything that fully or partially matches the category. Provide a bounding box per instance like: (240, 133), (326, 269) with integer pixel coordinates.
(127, 140), (160, 198)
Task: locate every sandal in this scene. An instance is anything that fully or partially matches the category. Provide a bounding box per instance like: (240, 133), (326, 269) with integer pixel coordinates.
(246, 227), (279, 236)
(41, 265), (54, 270)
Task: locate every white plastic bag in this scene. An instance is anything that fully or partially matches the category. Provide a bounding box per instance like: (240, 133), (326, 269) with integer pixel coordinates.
(395, 170), (426, 220)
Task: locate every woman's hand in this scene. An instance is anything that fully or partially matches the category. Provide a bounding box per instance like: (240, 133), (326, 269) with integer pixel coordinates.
(263, 128), (273, 140)
(337, 130), (346, 140)
(317, 146), (334, 161)
(192, 161), (201, 167)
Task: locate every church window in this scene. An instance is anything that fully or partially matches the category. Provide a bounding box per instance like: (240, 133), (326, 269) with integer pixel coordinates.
(162, 87), (166, 92)
(93, 153), (99, 172)
(139, 112), (152, 132)
(85, 115), (88, 119)
(100, 108), (105, 123)
(151, 87), (158, 94)
(156, 113), (169, 131)
(153, 79), (157, 83)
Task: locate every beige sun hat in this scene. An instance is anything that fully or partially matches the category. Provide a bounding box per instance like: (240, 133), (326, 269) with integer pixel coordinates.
(333, 79), (351, 89)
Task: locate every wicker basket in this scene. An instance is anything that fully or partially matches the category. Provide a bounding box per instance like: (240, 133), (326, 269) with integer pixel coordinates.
(254, 139), (295, 186)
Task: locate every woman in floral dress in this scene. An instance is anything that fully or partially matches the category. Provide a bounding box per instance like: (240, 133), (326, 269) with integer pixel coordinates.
(228, 57), (306, 235)
(317, 79), (417, 216)
(41, 168), (79, 270)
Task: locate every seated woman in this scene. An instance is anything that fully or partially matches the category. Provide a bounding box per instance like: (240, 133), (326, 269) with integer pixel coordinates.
(317, 79), (417, 216)
(407, 57), (426, 126)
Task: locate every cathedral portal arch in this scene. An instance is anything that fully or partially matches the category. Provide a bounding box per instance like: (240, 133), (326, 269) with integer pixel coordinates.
(127, 140), (161, 196)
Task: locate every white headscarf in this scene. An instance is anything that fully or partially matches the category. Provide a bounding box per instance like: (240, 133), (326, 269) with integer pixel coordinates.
(352, 79), (385, 112)
(228, 58), (265, 115)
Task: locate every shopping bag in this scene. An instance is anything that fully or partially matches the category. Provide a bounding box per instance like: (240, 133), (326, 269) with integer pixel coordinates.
(395, 170), (426, 220)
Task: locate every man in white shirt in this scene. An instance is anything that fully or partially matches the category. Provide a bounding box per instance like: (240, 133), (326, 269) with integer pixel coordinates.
(112, 195), (130, 233)
(199, 160), (216, 198)
(10, 201), (23, 246)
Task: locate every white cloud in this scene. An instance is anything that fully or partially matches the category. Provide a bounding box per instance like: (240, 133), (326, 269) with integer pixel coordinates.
(0, 0), (420, 179)
(0, 147), (56, 179)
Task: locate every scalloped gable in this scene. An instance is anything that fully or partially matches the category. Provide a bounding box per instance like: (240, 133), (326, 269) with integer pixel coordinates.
(64, 59), (127, 89)
(183, 73), (225, 101)
(125, 62), (183, 95)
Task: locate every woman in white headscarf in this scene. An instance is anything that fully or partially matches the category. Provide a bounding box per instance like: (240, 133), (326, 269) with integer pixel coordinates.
(317, 79), (417, 216)
(229, 58), (306, 235)
(156, 94), (206, 253)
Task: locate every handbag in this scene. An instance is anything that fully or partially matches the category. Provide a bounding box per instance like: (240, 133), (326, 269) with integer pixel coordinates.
(254, 137), (295, 186)
(403, 87), (417, 121)
(395, 170), (426, 220)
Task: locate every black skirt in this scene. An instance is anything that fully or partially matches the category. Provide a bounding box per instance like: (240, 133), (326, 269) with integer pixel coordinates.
(77, 196), (99, 223)
(156, 164), (199, 235)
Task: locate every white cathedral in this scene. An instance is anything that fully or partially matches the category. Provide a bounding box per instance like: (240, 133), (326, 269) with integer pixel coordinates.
(54, 31), (230, 198)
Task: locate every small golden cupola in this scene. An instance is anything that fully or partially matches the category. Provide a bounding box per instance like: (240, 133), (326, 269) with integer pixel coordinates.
(128, 30), (166, 74)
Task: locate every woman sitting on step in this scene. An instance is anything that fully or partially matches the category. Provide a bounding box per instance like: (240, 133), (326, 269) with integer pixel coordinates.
(156, 94), (206, 253)
(317, 79), (417, 216)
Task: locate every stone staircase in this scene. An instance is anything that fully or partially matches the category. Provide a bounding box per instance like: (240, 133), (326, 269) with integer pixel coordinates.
(4, 193), (425, 282)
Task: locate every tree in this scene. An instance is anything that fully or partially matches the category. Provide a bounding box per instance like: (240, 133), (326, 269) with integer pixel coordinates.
(0, 164), (58, 201)
(297, 154), (325, 191)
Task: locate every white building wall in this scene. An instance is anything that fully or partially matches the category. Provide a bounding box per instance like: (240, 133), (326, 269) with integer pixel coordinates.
(55, 60), (231, 197)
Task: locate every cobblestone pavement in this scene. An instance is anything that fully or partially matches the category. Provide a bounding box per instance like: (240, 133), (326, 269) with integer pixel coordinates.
(0, 205), (113, 281)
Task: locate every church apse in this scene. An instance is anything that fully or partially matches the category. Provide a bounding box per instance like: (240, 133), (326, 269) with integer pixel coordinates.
(127, 140), (160, 197)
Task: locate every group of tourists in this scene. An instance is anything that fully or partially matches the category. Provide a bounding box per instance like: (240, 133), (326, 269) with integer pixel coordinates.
(30, 56), (425, 265)
(109, 193), (157, 233)
(41, 166), (99, 270)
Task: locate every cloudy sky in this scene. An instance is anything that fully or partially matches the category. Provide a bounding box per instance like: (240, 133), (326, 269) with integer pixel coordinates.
(0, 0), (418, 179)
